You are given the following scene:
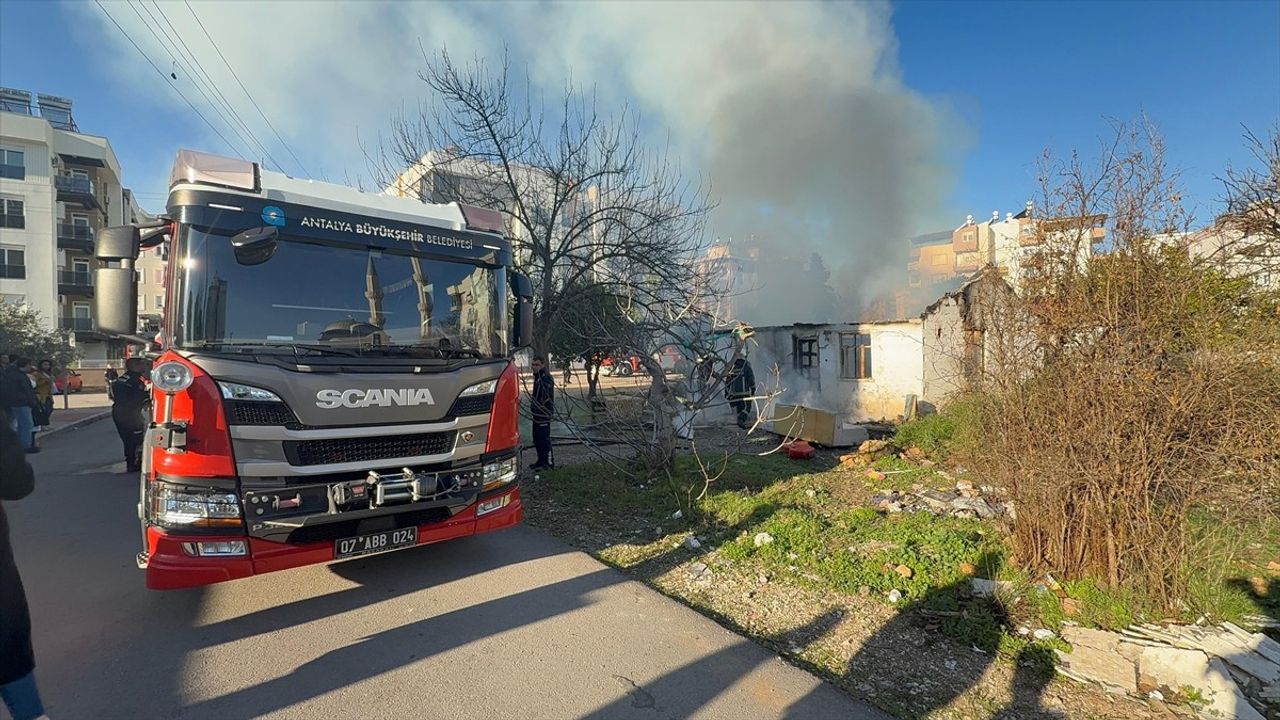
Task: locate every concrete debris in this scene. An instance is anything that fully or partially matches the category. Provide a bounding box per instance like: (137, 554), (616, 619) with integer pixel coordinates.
(753, 532), (774, 548)
(869, 484), (1010, 521)
(968, 577), (1015, 598)
(684, 536), (702, 550)
(1058, 623), (1276, 719)
(857, 439), (893, 458)
(670, 510), (683, 520)
(687, 562), (710, 580)
(1033, 628), (1056, 641)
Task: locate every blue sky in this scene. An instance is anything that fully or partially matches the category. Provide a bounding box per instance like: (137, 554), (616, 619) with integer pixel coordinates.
(1, 0), (1277, 229)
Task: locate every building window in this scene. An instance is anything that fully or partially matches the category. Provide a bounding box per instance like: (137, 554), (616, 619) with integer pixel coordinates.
(1, 198), (24, 229)
(792, 335), (818, 377)
(0, 149), (24, 180)
(840, 333), (872, 379)
(155, 294), (164, 309)
(0, 246), (25, 279)
(931, 254), (947, 266)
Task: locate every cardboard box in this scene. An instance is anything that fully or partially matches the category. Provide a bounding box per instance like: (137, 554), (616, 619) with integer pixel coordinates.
(769, 403), (868, 448)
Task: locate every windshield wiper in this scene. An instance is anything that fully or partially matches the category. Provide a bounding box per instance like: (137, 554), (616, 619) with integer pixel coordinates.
(361, 344), (487, 361)
(192, 341), (361, 357)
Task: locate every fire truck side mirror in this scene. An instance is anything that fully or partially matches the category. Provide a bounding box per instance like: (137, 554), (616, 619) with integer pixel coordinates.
(95, 225), (142, 337)
(511, 272), (534, 350)
(96, 266), (138, 337)
(96, 225), (141, 261)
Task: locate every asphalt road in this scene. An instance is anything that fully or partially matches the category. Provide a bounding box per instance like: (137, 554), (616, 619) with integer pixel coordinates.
(9, 418), (890, 720)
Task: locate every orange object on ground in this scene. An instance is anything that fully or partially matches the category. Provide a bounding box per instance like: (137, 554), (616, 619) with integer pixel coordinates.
(785, 440), (815, 460)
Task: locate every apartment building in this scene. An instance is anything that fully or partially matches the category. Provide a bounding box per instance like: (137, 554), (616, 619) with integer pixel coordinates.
(0, 87), (139, 367)
(908, 205), (1107, 293)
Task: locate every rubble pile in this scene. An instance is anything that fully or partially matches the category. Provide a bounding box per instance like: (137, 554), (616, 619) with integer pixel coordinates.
(867, 481), (1012, 520)
(1057, 623), (1279, 719)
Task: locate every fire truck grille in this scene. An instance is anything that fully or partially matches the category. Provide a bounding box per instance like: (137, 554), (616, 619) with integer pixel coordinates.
(448, 393), (494, 417)
(227, 401), (301, 428)
(286, 432), (457, 466)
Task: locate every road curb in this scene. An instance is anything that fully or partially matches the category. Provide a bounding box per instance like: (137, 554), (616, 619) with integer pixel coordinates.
(40, 409), (111, 438)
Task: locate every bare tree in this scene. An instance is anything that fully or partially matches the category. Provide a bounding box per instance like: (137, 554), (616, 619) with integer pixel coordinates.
(372, 49), (790, 484)
(372, 49), (712, 361)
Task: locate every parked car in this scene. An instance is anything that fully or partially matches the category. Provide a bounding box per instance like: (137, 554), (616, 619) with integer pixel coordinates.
(54, 370), (83, 393)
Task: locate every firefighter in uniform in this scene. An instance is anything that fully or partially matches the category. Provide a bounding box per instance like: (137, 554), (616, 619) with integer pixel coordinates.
(529, 356), (555, 470)
(111, 358), (151, 473)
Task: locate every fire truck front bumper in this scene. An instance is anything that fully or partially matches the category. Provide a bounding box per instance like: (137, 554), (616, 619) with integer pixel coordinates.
(142, 484), (523, 591)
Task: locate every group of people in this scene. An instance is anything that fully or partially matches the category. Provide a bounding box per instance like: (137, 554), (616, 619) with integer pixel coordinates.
(0, 355), (61, 454)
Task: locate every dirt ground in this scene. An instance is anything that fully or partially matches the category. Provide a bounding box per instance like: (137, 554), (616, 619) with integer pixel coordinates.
(522, 426), (1201, 720)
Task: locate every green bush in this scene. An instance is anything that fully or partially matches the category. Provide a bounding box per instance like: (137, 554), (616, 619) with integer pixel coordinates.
(893, 413), (956, 459)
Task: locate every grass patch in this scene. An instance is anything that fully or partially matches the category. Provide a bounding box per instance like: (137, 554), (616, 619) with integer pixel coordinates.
(893, 413), (956, 459)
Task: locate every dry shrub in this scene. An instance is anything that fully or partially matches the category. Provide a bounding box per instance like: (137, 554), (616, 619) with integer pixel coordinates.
(964, 121), (1280, 611)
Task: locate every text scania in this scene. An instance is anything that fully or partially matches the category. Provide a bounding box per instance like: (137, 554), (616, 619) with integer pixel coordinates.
(315, 388), (436, 409)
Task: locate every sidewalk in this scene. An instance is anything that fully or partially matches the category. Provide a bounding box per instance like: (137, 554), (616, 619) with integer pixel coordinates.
(39, 391), (112, 438)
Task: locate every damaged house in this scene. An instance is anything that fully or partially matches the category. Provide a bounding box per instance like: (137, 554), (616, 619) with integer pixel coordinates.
(748, 268), (1016, 444)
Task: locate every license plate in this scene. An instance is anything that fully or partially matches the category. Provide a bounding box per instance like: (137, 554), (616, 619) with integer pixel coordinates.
(334, 527), (418, 559)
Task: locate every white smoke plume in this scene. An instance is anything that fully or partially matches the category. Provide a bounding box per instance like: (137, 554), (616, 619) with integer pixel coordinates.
(79, 1), (960, 321)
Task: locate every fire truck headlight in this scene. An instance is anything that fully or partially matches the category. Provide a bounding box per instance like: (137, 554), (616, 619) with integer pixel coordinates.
(460, 379), (498, 397)
(150, 483), (243, 528)
(483, 456), (518, 490)
(218, 381), (282, 402)
(152, 362), (194, 394)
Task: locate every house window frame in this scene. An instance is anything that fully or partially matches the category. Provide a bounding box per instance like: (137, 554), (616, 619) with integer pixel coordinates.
(792, 334), (818, 378)
(840, 332), (873, 380)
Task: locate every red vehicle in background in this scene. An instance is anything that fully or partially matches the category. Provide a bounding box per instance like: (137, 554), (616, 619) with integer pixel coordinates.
(54, 370), (83, 393)
(601, 355), (641, 376)
(93, 149), (535, 590)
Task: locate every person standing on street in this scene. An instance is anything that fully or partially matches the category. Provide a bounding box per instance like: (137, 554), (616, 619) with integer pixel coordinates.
(31, 361), (54, 433)
(0, 423), (49, 720)
(111, 358), (151, 473)
(1, 357), (39, 453)
(725, 356), (757, 429)
(104, 366), (119, 400)
(529, 356), (555, 470)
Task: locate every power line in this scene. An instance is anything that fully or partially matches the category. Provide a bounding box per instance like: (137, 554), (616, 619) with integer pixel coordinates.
(145, 0), (286, 172)
(93, 0), (242, 157)
(125, 1), (268, 167)
(184, 0), (312, 178)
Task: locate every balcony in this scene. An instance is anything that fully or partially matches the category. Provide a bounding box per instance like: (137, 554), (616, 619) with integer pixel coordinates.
(55, 175), (100, 210)
(57, 223), (95, 253)
(60, 316), (95, 333)
(58, 269), (93, 296)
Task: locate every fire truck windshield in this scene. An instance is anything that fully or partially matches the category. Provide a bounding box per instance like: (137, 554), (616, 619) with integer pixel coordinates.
(173, 227), (508, 358)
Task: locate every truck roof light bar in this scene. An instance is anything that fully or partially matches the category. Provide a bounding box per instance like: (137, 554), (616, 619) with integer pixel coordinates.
(170, 149), (258, 192)
(458, 204), (505, 234)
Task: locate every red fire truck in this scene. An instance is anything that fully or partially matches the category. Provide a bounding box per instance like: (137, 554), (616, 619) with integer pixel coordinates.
(94, 150), (534, 590)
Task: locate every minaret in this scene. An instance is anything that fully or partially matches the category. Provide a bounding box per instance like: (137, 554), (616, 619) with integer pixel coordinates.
(365, 256), (384, 327)
(411, 256), (432, 338)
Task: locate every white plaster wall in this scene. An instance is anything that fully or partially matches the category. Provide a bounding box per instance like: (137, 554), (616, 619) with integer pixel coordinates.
(0, 115), (58, 326)
(752, 321), (924, 423)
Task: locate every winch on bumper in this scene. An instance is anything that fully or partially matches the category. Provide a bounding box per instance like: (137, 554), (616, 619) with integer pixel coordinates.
(241, 456), (516, 545)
